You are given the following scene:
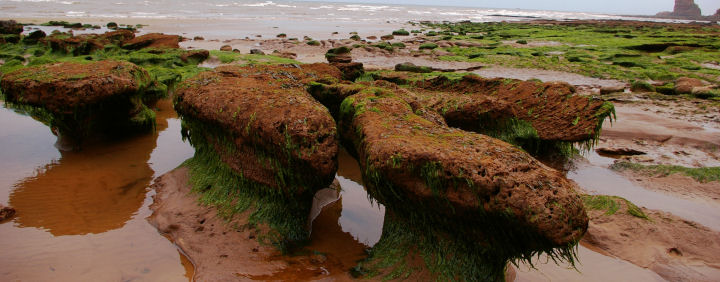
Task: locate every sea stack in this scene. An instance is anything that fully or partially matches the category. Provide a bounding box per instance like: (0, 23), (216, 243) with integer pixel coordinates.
(657, 0), (703, 19)
(673, 0), (702, 18)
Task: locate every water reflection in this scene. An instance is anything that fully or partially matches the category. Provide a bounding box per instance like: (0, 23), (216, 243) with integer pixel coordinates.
(335, 149), (385, 246)
(0, 99), (195, 281)
(8, 101), (171, 235)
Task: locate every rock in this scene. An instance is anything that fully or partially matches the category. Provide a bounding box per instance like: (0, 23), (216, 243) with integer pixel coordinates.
(690, 86), (718, 99)
(0, 34), (20, 44)
(175, 64), (343, 191)
(394, 62), (432, 73)
(123, 33), (180, 50)
(380, 34), (394, 40)
(324, 47), (364, 80)
(232, 49), (240, 53)
(332, 62), (364, 81)
(174, 64), (343, 247)
(219, 45), (232, 51)
(0, 20), (23, 35)
(0, 61), (165, 146)
(324, 46), (353, 64)
(366, 36), (377, 40)
(41, 30), (134, 55)
(402, 75), (614, 143)
(106, 22), (118, 29)
(23, 30), (46, 43)
(672, 0), (702, 18)
(0, 205), (16, 222)
(193, 36), (204, 41)
(600, 85), (626, 95)
(310, 81), (588, 281)
(249, 48), (265, 55)
(596, 147), (646, 156)
(675, 77), (705, 94)
(180, 50), (209, 63)
(272, 50), (297, 59)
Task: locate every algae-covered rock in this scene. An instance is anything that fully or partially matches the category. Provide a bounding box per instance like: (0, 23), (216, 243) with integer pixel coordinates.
(174, 63), (343, 248)
(0, 20), (23, 35)
(43, 30), (135, 55)
(123, 33), (180, 50)
(331, 85), (587, 281)
(0, 60), (165, 146)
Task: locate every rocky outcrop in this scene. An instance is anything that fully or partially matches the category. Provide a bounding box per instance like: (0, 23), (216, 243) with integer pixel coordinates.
(123, 33), (179, 50)
(656, 0), (703, 19)
(43, 30), (135, 55)
(179, 50), (209, 63)
(0, 205), (16, 222)
(325, 47), (364, 81)
(0, 20), (23, 44)
(312, 74), (614, 156)
(0, 61), (165, 146)
(314, 82), (588, 281)
(673, 0), (702, 18)
(0, 20), (22, 35)
(174, 63), (343, 248)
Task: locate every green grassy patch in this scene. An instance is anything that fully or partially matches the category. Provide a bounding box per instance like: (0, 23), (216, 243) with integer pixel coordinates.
(611, 161), (720, 183)
(582, 195), (649, 220)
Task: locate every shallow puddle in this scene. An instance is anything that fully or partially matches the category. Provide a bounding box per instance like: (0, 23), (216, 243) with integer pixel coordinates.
(0, 100), (195, 281)
(473, 67), (625, 88)
(570, 151), (720, 231)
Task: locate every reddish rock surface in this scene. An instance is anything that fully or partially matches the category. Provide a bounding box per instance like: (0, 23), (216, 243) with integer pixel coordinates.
(673, 0), (702, 18)
(179, 49), (209, 63)
(175, 63), (343, 192)
(123, 33), (180, 49)
(1, 61), (157, 114)
(43, 30), (135, 55)
(334, 86), (588, 246)
(0, 60), (162, 143)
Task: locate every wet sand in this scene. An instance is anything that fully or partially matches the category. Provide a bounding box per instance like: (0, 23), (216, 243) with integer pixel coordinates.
(147, 149), (382, 281)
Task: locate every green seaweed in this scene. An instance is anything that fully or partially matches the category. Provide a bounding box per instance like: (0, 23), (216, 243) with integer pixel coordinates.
(611, 161), (720, 183)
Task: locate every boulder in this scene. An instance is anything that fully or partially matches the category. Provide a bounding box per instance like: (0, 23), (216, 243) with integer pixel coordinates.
(675, 77), (705, 94)
(174, 63), (343, 248)
(123, 33), (180, 50)
(0, 205), (15, 222)
(22, 30), (46, 44)
(0, 61), (165, 145)
(380, 35), (394, 40)
(42, 30), (134, 55)
(394, 62), (433, 73)
(399, 74), (614, 144)
(249, 48), (265, 55)
(318, 83), (588, 281)
(272, 50), (297, 59)
(180, 50), (209, 63)
(325, 46), (353, 64)
(219, 45), (232, 51)
(0, 20), (23, 35)
(600, 85), (626, 95)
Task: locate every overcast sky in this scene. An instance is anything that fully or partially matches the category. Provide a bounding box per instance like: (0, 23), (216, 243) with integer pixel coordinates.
(310, 0), (720, 15)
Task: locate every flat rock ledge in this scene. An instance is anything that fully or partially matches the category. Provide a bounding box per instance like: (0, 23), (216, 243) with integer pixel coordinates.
(0, 60), (165, 146)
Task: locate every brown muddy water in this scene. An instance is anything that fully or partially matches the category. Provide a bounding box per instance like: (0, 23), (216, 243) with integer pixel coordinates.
(0, 98), (684, 281)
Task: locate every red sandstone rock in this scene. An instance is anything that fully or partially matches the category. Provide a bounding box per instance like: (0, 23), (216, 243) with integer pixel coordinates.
(123, 33), (180, 50)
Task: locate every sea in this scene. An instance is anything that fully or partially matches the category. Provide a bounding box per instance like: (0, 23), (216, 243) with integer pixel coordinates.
(0, 0), (701, 40)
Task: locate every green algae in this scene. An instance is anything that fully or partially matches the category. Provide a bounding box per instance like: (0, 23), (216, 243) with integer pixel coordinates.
(418, 21), (720, 84)
(582, 195), (648, 220)
(179, 116), (320, 252)
(611, 161), (720, 183)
